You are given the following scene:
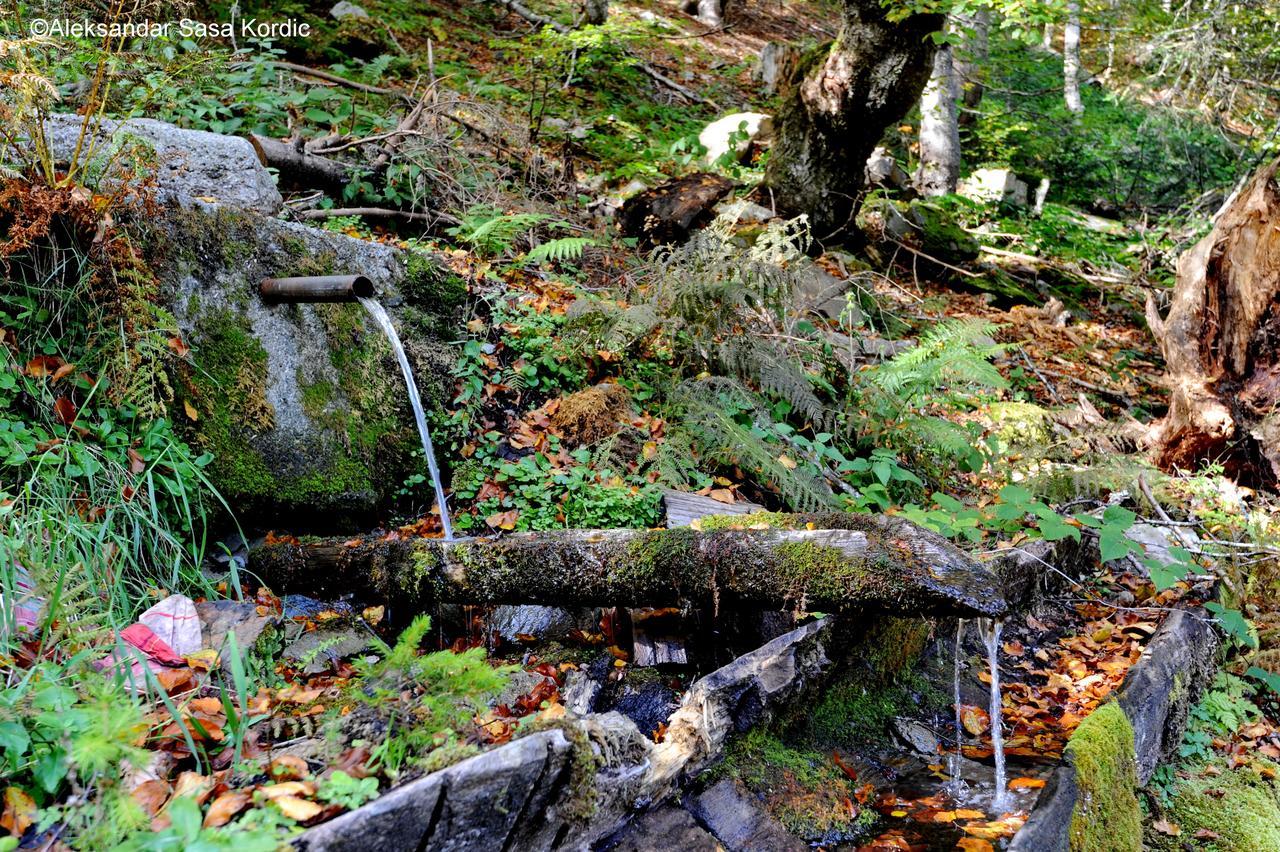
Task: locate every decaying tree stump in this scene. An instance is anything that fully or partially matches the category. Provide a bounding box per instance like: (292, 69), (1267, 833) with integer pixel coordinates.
(250, 513), (1007, 617)
(1148, 157), (1280, 485)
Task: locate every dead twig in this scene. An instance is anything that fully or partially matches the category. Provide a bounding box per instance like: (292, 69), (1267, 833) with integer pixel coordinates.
(294, 206), (461, 226)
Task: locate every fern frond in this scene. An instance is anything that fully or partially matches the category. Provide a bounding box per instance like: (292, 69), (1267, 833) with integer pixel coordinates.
(523, 236), (594, 265)
(671, 378), (836, 511)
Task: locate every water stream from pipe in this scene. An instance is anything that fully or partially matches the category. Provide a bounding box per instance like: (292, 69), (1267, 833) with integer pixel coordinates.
(977, 617), (1011, 811)
(949, 618), (968, 799)
(359, 297), (454, 540)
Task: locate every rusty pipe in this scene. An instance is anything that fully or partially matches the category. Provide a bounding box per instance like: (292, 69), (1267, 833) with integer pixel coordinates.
(259, 275), (375, 303)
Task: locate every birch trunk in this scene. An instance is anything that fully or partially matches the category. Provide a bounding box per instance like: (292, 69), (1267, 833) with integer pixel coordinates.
(1064, 0), (1085, 114)
(916, 36), (961, 197)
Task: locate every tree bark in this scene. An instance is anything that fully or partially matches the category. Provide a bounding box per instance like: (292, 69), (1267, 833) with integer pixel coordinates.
(246, 134), (354, 192)
(1148, 157), (1280, 485)
(1064, 0), (1085, 114)
(763, 0), (944, 236)
(954, 9), (989, 121)
(916, 27), (961, 197)
(583, 0), (608, 25)
(249, 513), (1007, 617)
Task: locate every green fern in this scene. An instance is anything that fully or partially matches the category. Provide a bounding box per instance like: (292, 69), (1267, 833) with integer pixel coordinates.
(866, 319), (1007, 405)
(670, 378), (836, 512)
(447, 206), (554, 259)
(523, 236), (594, 266)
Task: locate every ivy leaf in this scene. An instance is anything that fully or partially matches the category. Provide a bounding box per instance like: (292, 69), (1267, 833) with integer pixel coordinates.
(0, 721), (29, 758)
(1101, 505), (1137, 530)
(1145, 556), (1184, 592)
(1246, 666), (1280, 696)
(1037, 513), (1080, 542)
(1205, 603), (1254, 647)
(1098, 528), (1132, 563)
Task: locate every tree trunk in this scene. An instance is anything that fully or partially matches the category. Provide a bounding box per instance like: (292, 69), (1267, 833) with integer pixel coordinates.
(954, 9), (989, 121)
(584, 0), (608, 25)
(683, 0), (723, 27)
(763, 0), (943, 236)
(1041, 23), (1055, 52)
(916, 29), (961, 197)
(249, 513), (1007, 618)
(1064, 0), (1085, 114)
(1148, 157), (1280, 486)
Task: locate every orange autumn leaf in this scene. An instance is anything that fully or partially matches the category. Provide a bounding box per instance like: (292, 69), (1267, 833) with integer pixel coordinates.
(960, 705), (990, 736)
(957, 839), (994, 852)
(273, 795), (323, 823)
(203, 791), (252, 828)
(1008, 777), (1046, 790)
(486, 509), (519, 530)
(269, 755), (310, 781)
(0, 786), (36, 836)
(24, 355), (63, 377)
(167, 336), (190, 358)
(54, 396), (78, 425)
(50, 362), (76, 383)
(953, 808), (986, 819)
(187, 697), (224, 715)
(130, 780), (170, 817)
(259, 782), (317, 800)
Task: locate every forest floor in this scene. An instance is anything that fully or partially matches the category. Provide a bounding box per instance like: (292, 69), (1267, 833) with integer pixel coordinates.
(3, 0), (1280, 848)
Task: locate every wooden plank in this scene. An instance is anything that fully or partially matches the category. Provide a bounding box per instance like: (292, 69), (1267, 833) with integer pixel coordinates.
(662, 489), (764, 529)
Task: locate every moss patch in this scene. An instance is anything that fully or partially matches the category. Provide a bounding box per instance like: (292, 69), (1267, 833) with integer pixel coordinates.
(1153, 760), (1280, 852)
(1065, 701), (1142, 852)
(710, 728), (876, 841)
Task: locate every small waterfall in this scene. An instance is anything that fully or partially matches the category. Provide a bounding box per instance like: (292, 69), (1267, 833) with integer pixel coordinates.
(359, 297), (454, 540)
(949, 618), (968, 798)
(977, 617), (1011, 812)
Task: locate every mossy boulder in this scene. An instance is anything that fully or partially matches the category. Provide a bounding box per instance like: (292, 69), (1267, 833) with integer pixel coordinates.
(143, 204), (463, 524)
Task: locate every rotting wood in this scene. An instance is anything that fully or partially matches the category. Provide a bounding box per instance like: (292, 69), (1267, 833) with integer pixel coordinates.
(1148, 155), (1280, 485)
(250, 513), (1007, 617)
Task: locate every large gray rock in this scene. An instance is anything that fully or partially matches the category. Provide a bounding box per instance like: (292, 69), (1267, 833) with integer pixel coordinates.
(959, 167), (1030, 207)
(42, 113), (281, 214)
(293, 619), (838, 852)
(150, 205), (460, 521)
(605, 807), (724, 852)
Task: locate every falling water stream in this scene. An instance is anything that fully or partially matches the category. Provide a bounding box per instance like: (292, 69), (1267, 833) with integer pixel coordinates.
(977, 617), (1011, 811)
(359, 297), (454, 540)
(949, 619), (968, 798)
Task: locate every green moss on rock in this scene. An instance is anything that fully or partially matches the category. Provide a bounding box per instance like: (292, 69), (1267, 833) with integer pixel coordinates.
(1156, 760), (1280, 851)
(711, 728), (874, 840)
(1065, 701), (1142, 852)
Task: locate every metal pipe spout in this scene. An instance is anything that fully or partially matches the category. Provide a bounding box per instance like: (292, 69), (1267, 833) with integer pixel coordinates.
(260, 275), (375, 303)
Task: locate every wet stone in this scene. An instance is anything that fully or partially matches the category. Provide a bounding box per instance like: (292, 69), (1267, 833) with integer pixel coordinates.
(687, 778), (806, 852)
(611, 680), (680, 739)
(602, 806), (724, 852)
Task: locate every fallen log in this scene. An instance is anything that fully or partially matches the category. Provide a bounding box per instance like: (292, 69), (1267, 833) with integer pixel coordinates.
(1148, 156), (1280, 485)
(250, 512), (1007, 617)
(247, 134), (355, 192)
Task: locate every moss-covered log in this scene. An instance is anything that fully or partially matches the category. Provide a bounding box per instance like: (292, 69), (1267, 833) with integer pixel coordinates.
(250, 513), (1006, 617)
